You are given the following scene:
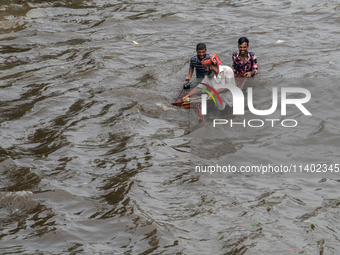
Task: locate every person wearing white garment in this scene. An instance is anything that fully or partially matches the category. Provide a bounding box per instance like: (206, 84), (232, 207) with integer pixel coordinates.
(181, 53), (236, 110)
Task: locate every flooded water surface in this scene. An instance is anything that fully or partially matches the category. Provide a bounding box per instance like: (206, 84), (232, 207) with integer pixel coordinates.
(1, 0), (340, 254)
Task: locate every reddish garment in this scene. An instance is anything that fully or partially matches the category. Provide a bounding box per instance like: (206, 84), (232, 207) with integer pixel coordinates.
(232, 51), (258, 77)
(201, 53), (222, 68)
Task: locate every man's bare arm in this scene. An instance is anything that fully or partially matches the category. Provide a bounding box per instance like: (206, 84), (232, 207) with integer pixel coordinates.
(184, 67), (194, 81)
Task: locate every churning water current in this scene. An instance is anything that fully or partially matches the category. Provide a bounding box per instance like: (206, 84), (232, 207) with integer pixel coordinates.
(1, 0), (340, 254)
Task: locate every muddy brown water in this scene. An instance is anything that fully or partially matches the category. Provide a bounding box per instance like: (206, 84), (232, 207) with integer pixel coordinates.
(1, 0), (340, 254)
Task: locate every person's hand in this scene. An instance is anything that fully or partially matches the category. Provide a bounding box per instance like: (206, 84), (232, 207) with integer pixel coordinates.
(184, 76), (191, 82)
(244, 72), (253, 78)
(182, 93), (189, 101)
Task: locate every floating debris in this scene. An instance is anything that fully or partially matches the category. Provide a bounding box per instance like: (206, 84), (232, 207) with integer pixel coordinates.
(275, 40), (285, 44)
(250, 222), (261, 225)
(133, 41), (139, 45)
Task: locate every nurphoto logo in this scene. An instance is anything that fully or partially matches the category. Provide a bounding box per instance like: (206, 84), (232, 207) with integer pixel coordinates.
(199, 82), (312, 128)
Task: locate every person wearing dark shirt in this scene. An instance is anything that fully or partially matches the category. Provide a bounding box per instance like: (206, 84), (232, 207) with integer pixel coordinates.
(232, 37), (258, 78)
(185, 43), (210, 82)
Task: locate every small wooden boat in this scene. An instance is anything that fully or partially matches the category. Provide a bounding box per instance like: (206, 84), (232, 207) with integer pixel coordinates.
(171, 76), (247, 121)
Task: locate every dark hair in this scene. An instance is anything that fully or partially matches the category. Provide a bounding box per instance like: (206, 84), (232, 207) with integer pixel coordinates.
(238, 37), (249, 45)
(196, 43), (206, 51)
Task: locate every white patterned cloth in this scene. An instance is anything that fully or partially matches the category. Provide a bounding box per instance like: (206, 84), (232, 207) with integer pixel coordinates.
(197, 65), (236, 110)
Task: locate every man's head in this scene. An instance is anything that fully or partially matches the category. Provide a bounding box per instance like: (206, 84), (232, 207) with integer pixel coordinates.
(201, 53), (221, 77)
(238, 37), (249, 55)
(196, 43), (207, 60)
